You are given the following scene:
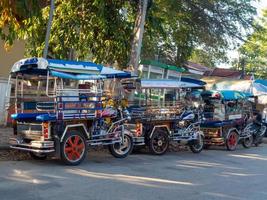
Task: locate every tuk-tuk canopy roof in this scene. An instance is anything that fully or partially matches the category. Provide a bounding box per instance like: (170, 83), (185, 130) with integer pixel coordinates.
(202, 90), (253, 101)
(11, 57), (132, 79)
(140, 78), (206, 89)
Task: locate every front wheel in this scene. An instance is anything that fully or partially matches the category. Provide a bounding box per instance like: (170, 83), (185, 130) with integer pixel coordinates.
(226, 131), (238, 151)
(190, 135), (204, 153)
(149, 129), (169, 155)
(60, 131), (88, 165)
(242, 135), (253, 148)
(109, 134), (133, 158)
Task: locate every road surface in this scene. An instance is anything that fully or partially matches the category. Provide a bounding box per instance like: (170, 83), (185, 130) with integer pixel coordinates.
(0, 145), (267, 200)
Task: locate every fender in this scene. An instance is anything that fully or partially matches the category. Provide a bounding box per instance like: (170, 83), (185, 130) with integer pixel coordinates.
(124, 128), (133, 138)
(226, 128), (240, 140)
(60, 124), (89, 142)
(149, 125), (170, 138)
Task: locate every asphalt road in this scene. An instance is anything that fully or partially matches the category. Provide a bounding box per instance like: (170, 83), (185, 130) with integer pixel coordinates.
(0, 145), (267, 200)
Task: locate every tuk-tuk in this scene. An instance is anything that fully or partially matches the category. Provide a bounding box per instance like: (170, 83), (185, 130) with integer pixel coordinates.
(200, 90), (256, 150)
(121, 78), (205, 155)
(7, 57), (134, 165)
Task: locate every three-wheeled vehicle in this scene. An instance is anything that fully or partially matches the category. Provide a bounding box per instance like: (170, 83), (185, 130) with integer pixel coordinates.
(7, 57), (134, 165)
(121, 78), (205, 155)
(200, 90), (256, 150)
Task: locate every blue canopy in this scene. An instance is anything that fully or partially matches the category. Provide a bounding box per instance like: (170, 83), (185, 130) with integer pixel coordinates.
(11, 57), (132, 79)
(180, 77), (206, 86)
(202, 90), (253, 101)
(140, 79), (205, 89)
(220, 90), (252, 100)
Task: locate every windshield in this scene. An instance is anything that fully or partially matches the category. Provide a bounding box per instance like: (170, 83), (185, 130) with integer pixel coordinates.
(203, 99), (225, 121)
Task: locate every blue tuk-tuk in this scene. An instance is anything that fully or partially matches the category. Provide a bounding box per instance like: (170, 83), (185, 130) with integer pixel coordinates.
(7, 57), (134, 165)
(200, 90), (255, 150)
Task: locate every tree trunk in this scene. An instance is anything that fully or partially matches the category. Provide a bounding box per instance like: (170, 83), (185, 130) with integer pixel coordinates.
(129, 0), (148, 75)
(43, 0), (55, 58)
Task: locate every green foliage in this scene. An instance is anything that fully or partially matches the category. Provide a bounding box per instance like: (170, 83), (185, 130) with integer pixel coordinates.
(189, 49), (227, 68)
(141, 0), (257, 66)
(24, 0), (134, 67)
(0, 0), (44, 50)
(235, 9), (267, 79)
(1, 0), (134, 67)
(0, 0), (257, 69)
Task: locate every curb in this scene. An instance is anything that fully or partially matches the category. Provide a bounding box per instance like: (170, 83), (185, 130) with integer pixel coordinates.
(0, 144), (10, 150)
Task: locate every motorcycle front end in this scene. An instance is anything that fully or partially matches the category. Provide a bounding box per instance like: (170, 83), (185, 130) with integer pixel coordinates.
(108, 108), (134, 158)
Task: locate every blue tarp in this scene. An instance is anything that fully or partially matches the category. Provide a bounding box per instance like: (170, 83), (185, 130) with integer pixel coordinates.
(220, 90), (252, 100)
(202, 90), (252, 101)
(255, 79), (267, 87)
(212, 79), (267, 104)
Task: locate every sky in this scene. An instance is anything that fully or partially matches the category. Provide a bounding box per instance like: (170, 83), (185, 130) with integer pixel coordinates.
(255, 0), (267, 15)
(218, 0), (267, 69)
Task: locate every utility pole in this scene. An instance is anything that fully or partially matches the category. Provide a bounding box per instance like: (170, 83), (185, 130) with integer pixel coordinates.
(129, 0), (148, 74)
(240, 58), (245, 79)
(43, 0), (55, 58)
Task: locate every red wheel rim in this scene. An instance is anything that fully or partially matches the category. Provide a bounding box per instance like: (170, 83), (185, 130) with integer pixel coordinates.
(228, 133), (237, 148)
(64, 135), (85, 162)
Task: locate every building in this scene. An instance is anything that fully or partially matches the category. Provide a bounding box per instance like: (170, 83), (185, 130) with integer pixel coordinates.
(0, 40), (25, 124)
(0, 40), (25, 78)
(183, 61), (212, 76)
(139, 60), (185, 80)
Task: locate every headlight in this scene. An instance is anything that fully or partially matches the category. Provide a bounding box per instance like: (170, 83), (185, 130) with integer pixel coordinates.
(178, 121), (185, 127)
(11, 61), (22, 72)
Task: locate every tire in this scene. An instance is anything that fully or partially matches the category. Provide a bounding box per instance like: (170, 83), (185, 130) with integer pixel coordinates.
(190, 135), (204, 153)
(149, 129), (169, 155)
(242, 135), (253, 148)
(226, 131), (238, 151)
(254, 135), (263, 147)
(109, 134), (133, 158)
(255, 126), (266, 146)
(60, 130), (87, 165)
(29, 152), (47, 160)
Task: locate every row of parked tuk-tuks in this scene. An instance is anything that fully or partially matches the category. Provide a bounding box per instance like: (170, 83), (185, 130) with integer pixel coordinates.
(7, 57), (267, 165)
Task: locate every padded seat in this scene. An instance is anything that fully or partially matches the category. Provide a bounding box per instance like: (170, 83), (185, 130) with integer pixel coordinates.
(11, 113), (56, 122)
(201, 120), (233, 128)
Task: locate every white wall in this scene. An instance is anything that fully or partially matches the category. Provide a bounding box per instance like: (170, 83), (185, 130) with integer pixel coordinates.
(0, 78), (10, 124)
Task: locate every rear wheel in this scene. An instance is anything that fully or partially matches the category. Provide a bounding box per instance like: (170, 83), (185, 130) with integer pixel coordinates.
(190, 135), (204, 153)
(254, 136), (263, 146)
(109, 134), (133, 158)
(242, 135), (253, 148)
(60, 131), (87, 165)
(29, 152), (47, 160)
(226, 131), (238, 151)
(149, 129), (169, 155)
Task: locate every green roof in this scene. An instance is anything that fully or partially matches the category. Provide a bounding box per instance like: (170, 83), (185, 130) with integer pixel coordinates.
(140, 60), (186, 73)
